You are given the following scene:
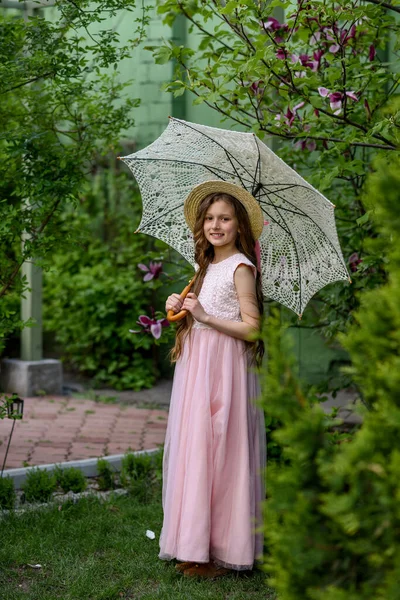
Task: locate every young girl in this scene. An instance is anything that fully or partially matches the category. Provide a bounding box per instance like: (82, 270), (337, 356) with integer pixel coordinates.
(159, 180), (266, 579)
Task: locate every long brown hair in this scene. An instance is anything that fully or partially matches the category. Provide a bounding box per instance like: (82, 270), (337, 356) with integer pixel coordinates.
(170, 192), (265, 365)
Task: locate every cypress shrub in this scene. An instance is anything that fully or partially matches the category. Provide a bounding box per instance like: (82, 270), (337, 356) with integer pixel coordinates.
(262, 153), (400, 599)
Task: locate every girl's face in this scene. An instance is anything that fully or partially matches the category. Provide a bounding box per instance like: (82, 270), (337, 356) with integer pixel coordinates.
(203, 199), (239, 250)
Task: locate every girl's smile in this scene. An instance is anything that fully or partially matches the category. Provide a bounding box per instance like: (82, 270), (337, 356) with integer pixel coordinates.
(203, 200), (239, 251)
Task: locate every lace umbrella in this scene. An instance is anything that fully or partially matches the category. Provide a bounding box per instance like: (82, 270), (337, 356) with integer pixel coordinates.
(120, 117), (350, 317)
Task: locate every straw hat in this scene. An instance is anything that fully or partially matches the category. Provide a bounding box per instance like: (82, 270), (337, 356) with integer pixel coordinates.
(184, 180), (264, 240)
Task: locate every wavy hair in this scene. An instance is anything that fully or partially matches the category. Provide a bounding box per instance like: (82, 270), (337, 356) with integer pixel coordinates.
(170, 192), (265, 365)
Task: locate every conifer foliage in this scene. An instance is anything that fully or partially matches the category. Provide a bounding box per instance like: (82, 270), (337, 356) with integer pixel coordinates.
(262, 149), (400, 599)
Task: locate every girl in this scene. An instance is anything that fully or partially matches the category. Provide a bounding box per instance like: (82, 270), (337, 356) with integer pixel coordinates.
(159, 180), (266, 579)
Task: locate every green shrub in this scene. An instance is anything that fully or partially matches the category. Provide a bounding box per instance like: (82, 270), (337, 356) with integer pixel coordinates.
(96, 459), (116, 491)
(120, 451), (161, 501)
(262, 153), (400, 599)
(22, 469), (57, 503)
(43, 169), (176, 390)
(55, 466), (87, 494)
(0, 476), (16, 510)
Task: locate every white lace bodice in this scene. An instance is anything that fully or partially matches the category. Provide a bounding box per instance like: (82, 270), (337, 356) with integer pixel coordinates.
(193, 253), (257, 330)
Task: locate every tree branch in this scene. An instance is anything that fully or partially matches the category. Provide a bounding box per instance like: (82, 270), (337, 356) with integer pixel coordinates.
(0, 197), (63, 300)
(2, 72), (54, 95)
(362, 0), (400, 14)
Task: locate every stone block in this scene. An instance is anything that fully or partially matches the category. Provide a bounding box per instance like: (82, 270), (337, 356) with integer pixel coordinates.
(0, 359), (63, 397)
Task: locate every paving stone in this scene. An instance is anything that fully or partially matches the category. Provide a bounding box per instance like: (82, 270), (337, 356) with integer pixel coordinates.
(146, 422), (168, 429)
(107, 441), (142, 456)
(1, 390), (172, 465)
(76, 436), (109, 444)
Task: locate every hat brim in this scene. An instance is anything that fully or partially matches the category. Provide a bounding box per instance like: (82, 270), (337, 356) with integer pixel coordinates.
(184, 181), (264, 240)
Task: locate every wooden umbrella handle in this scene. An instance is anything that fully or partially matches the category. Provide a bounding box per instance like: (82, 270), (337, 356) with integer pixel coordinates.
(167, 279), (195, 322)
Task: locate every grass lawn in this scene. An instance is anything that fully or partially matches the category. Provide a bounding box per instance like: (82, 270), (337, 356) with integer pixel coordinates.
(0, 493), (276, 600)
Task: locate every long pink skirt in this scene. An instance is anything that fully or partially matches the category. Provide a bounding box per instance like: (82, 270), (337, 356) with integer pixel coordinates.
(159, 328), (266, 571)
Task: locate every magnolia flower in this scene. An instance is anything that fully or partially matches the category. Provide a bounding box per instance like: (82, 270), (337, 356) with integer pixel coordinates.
(250, 80), (264, 94)
(318, 88), (358, 114)
(329, 91), (343, 113)
(349, 252), (362, 273)
(130, 313), (169, 340)
(369, 45), (376, 61)
(294, 138), (317, 152)
(346, 91), (358, 101)
(310, 31), (322, 44)
(364, 98), (371, 119)
(261, 17), (288, 42)
(276, 102), (305, 128)
(262, 17), (287, 32)
(138, 261), (164, 282)
(318, 87), (330, 98)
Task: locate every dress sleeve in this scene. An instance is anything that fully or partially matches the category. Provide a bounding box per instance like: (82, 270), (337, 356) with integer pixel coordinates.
(232, 255), (257, 279)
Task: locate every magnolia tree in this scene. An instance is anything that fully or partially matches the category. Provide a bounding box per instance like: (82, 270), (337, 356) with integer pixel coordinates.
(0, 0), (148, 349)
(150, 0), (400, 342)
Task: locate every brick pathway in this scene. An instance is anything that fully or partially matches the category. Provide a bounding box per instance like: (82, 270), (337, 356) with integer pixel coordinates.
(0, 396), (168, 471)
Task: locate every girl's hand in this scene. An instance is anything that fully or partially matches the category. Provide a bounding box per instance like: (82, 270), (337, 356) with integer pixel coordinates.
(182, 293), (208, 323)
(166, 293), (183, 313)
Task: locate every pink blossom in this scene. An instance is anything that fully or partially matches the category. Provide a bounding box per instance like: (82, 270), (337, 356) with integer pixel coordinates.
(345, 91), (358, 101)
(348, 25), (357, 40)
(329, 44), (340, 53)
(369, 45), (376, 61)
(364, 98), (371, 119)
(294, 138), (317, 152)
(310, 32), (321, 44)
(138, 261), (164, 282)
(313, 50), (324, 63)
(329, 92), (343, 113)
(318, 87), (330, 98)
(293, 101), (305, 112)
(131, 313), (169, 339)
(261, 17), (288, 42)
(262, 17), (288, 32)
(281, 102), (304, 128)
(299, 54), (313, 67)
(307, 140), (317, 152)
(284, 107), (295, 127)
(276, 48), (286, 59)
(250, 80), (264, 94)
(349, 252), (362, 272)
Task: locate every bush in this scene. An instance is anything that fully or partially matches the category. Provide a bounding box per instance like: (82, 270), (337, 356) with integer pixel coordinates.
(55, 466), (87, 494)
(43, 170), (166, 391)
(262, 152), (400, 599)
(96, 459), (116, 491)
(22, 469), (57, 503)
(0, 3), (146, 348)
(0, 476), (16, 510)
(120, 451), (162, 501)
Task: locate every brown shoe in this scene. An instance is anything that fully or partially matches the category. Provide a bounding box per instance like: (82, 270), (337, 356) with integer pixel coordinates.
(175, 561), (196, 573)
(183, 561), (233, 579)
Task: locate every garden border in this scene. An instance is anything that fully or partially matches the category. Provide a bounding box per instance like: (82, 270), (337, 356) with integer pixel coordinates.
(3, 448), (161, 489)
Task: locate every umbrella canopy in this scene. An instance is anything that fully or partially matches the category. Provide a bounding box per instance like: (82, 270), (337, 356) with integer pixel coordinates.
(120, 117), (350, 316)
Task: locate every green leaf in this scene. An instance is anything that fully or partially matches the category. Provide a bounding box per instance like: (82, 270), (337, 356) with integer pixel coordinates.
(153, 46), (173, 65)
(356, 211), (370, 226)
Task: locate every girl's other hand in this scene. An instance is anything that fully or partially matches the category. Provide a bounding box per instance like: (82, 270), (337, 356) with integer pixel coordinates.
(182, 293), (208, 323)
(166, 293), (183, 313)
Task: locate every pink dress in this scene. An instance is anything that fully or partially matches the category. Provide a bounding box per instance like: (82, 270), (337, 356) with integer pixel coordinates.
(159, 253), (266, 570)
